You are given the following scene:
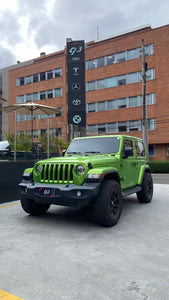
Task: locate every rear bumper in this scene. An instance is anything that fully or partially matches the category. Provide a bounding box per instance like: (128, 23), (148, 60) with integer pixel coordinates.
(19, 182), (99, 207)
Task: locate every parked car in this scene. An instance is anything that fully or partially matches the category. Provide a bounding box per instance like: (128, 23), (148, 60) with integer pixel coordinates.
(19, 135), (153, 227)
(0, 141), (11, 158)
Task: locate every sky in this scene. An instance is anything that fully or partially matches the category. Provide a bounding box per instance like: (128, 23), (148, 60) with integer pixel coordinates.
(0, 0), (169, 69)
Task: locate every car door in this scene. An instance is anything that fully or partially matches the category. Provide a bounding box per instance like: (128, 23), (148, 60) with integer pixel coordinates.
(121, 138), (138, 189)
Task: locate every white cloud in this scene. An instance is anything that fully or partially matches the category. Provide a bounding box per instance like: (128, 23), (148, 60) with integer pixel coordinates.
(0, 0), (169, 68)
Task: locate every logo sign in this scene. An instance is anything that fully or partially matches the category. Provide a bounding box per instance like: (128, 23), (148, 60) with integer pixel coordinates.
(73, 115), (81, 124)
(72, 99), (81, 106)
(72, 82), (81, 91)
(67, 40), (86, 128)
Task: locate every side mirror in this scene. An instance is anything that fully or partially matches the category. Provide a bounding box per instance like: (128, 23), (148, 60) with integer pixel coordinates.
(62, 150), (66, 157)
(123, 147), (133, 158)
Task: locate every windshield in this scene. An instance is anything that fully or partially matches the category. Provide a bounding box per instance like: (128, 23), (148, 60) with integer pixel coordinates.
(67, 137), (120, 155)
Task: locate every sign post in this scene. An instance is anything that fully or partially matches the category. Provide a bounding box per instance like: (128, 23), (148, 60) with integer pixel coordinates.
(66, 40), (86, 138)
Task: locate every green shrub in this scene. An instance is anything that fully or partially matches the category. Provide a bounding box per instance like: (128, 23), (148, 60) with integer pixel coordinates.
(149, 161), (169, 173)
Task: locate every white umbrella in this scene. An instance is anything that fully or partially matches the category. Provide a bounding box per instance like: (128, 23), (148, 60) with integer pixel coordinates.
(0, 97), (7, 104)
(3, 102), (61, 161)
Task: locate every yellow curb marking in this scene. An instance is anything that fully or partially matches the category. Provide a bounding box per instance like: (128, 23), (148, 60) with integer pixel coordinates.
(0, 289), (24, 300)
(0, 203), (20, 209)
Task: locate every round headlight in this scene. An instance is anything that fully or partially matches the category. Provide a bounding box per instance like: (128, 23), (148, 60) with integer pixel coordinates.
(36, 164), (42, 175)
(76, 165), (85, 176)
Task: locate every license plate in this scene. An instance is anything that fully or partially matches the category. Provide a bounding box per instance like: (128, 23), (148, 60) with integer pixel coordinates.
(39, 187), (55, 197)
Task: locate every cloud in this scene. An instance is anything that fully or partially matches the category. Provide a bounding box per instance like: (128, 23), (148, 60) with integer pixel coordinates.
(0, 47), (16, 69)
(0, 0), (169, 67)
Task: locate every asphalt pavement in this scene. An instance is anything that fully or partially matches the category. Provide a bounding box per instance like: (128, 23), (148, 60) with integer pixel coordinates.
(0, 183), (169, 300)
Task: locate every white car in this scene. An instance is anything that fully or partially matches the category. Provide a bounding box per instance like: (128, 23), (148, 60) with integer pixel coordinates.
(0, 141), (10, 151)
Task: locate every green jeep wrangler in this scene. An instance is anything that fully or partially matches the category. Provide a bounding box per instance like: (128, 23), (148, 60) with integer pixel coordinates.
(19, 135), (153, 227)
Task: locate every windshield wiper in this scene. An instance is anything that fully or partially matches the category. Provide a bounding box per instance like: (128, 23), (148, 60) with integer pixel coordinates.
(67, 151), (81, 155)
(84, 151), (101, 154)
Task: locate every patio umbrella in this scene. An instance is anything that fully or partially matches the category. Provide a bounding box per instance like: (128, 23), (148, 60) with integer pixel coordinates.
(0, 97), (7, 104)
(3, 102), (61, 161)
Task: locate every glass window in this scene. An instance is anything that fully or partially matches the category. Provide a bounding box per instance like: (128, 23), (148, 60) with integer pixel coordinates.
(98, 124), (106, 134)
(148, 118), (156, 130)
(135, 141), (145, 157)
(129, 96), (140, 107)
(107, 55), (115, 65)
(127, 72), (138, 84)
(146, 94), (155, 105)
(127, 48), (138, 60)
(40, 91), (46, 100)
(88, 103), (96, 113)
(87, 125), (98, 135)
(129, 120), (141, 132)
(87, 59), (95, 70)
(20, 77), (24, 86)
(118, 122), (127, 132)
(97, 79), (106, 90)
(123, 139), (134, 157)
(54, 68), (62, 77)
(117, 98), (126, 109)
(47, 90), (53, 99)
(26, 94), (32, 102)
(97, 57), (105, 68)
(107, 123), (116, 133)
(56, 128), (62, 137)
(98, 102), (105, 111)
(107, 100), (116, 110)
(55, 88), (62, 97)
(17, 114), (25, 122)
(33, 130), (40, 138)
(87, 81), (95, 91)
(16, 79), (20, 86)
(107, 77), (116, 88)
(16, 95), (24, 104)
(33, 93), (38, 101)
(149, 145), (156, 156)
(146, 69), (155, 80)
(47, 70), (53, 79)
(25, 76), (32, 84)
(40, 72), (46, 81)
(117, 75), (126, 86)
(56, 108), (62, 117)
(145, 44), (154, 56)
(116, 52), (126, 63)
(33, 74), (39, 83)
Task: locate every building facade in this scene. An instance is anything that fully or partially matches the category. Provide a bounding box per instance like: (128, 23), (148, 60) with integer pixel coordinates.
(2, 24), (169, 160)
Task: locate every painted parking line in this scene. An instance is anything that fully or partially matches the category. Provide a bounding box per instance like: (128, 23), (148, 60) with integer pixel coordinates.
(0, 289), (24, 300)
(0, 202), (20, 209)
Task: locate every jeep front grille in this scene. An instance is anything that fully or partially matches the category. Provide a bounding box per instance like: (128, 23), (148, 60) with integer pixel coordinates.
(40, 164), (74, 183)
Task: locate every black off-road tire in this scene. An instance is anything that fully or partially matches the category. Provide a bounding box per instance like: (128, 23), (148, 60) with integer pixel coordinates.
(137, 172), (153, 203)
(21, 195), (50, 216)
(94, 180), (123, 227)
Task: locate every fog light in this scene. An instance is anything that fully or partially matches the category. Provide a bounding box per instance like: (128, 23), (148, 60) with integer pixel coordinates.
(76, 191), (82, 197)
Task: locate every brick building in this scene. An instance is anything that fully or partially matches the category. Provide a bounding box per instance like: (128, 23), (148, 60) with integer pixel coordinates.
(2, 24), (169, 160)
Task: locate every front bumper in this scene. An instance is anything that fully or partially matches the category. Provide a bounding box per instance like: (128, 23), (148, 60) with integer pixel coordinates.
(19, 182), (99, 207)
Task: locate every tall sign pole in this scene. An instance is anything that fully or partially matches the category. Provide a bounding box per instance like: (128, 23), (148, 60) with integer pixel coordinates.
(142, 39), (149, 160)
(66, 40), (86, 139)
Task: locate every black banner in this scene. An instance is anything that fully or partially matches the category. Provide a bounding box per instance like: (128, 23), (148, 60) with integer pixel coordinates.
(67, 40), (86, 128)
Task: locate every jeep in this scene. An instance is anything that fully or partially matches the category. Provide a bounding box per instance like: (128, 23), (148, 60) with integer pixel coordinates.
(19, 135), (153, 227)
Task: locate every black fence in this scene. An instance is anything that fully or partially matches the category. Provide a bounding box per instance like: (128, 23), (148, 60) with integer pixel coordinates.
(0, 160), (36, 204)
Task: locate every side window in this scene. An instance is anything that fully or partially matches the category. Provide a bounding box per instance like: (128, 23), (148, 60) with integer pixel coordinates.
(123, 139), (134, 157)
(135, 141), (145, 157)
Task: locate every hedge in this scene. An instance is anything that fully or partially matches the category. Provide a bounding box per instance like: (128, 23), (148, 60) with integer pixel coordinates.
(149, 161), (169, 173)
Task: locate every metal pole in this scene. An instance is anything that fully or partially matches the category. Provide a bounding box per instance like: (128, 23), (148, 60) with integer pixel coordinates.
(14, 111), (16, 162)
(142, 39), (149, 160)
(31, 108), (33, 146)
(47, 118), (49, 159)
